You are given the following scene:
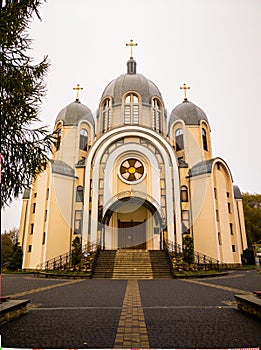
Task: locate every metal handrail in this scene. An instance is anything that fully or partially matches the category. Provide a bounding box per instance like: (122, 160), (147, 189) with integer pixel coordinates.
(163, 240), (176, 278)
(37, 240), (100, 271)
(164, 239), (227, 272)
(89, 244), (101, 279)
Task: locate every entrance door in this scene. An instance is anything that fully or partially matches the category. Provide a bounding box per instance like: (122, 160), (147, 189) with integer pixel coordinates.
(118, 222), (146, 249)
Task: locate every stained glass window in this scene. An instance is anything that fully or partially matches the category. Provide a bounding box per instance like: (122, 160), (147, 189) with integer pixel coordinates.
(120, 158), (144, 182)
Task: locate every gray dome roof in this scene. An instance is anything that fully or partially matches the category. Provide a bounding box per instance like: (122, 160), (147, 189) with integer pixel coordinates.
(233, 184), (243, 199)
(55, 100), (94, 127)
(50, 160), (75, 178)
(101, 59), (162, 105)
(169, 100), (208, 128)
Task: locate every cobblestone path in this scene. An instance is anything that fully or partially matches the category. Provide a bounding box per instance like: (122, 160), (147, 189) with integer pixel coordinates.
(1, 271), (261, 348)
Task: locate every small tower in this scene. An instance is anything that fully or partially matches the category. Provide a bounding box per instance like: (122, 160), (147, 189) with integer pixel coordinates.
(169, 84), (212, 167)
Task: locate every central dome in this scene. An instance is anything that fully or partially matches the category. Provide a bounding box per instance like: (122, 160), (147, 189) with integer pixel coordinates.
(101, 59), (162, 105)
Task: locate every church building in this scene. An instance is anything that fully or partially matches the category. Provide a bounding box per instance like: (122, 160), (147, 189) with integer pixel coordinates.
(19, 41), (247, 269)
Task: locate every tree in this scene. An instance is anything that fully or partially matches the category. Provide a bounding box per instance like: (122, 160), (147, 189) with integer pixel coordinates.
(2, 227), (19, 244)
(1, 235), (14, 268)
(182, 235), (194, 265)
(71, 237), (82, 268)
(0, 0), (55, 208)
(1, 227), (19, 268)
(241, 247), (255, 266)
(8, 242), (23, 270)
(242, 193), (261, 245)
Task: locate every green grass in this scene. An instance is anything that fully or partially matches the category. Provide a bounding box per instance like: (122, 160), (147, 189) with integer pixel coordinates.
(38, 270), (92, 277)
(174, 270), (228, 278)
(2, 269), (92, 277)
(2, 269), (35, 274)
(174, 265), (258, 278)
(229, 265), (256, 270)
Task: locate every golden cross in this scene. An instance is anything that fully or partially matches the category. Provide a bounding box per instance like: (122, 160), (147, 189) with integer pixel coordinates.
(126, 39), (138, 59)
(73, 84), (83, 100)
(180, 83), (190, 100)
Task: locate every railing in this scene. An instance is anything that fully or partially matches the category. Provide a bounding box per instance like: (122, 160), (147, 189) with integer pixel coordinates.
(164, 240), (183, 255)
(164, 239), (227, 274)
(37, 240), (100, 273)
(89, 244), (101, 279)
(163, 241), (176, 278)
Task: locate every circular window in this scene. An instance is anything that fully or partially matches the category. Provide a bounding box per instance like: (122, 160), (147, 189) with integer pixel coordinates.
(119, 158), (145, 183)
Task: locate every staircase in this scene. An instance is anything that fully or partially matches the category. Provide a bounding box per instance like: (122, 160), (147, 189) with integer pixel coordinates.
(92, 250), (172, 279)
(149, 250), (173, 278)
(92, 250), (117, 278)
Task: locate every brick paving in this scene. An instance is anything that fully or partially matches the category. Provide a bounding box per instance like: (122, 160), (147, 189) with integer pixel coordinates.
(138, 273), (261, 348)
(114, 279), (149, 348)
(1, 270), (261, 348)
(142, 307), (260, 349)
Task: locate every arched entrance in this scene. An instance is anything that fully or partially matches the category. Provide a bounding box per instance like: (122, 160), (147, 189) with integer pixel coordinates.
(101, 191), (165, 250)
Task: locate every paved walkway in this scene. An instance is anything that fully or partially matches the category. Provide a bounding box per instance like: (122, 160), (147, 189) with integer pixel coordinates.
(1, 270), (261, 348)
(114, 279), (149, 348)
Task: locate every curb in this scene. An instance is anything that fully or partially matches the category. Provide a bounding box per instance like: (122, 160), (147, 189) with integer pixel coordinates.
(0, 299), (30, 324)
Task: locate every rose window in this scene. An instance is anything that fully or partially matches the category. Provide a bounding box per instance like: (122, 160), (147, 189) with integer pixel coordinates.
(119, 158), (145, 182)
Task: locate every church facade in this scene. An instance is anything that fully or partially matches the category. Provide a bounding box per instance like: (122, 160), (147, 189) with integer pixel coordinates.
(19, 50), (247, 269)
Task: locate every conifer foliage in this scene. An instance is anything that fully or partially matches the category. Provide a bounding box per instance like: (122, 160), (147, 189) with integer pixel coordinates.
(242, 193), (261, 245)
(71, 237), (82, 268)
(0, 0), (53, 208)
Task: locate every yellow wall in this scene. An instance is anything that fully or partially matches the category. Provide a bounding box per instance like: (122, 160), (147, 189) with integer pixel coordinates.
(19, 198), (30, 251)
(22, 168), (50, 269)
(234, 198), (248, 252)
(214, 166), (233, 262)
(170, 121), (212, 167)
(190, 175), (219, 259)
(44, 173), (74, 262)
(20, 163), (75, 269)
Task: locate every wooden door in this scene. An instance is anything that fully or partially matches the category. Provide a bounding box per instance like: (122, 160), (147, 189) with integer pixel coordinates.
(118, 222), (146, 249)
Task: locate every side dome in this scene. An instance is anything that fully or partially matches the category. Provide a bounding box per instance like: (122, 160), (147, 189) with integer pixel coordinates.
(101, 59), (162, 105)
(55, 100), (94, 128)
(169, 100), (208, 128)
(233, 184), (243, 199)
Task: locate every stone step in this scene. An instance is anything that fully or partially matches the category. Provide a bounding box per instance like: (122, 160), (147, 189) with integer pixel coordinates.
(93, 249), (172, 279)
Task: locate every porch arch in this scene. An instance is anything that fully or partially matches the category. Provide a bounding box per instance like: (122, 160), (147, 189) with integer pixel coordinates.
(101, 191), (166, 249)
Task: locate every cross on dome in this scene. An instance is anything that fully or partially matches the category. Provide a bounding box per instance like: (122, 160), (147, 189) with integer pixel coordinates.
(126, 39), (138, 59)
(73, 84), (83, 101)
(180, 83), (190, 101)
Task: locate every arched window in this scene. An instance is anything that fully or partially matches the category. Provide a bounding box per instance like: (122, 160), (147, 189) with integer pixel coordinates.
(74, 210), (82, 234)
(175, 128), (184, 151)
(124, 93), (139, 124)
(202, 128), (208, 151)
(181, 186), (188, 202)
(79, 129), (88, 151)
(152, 98), (161, 132)
(181, 210), (190, 232)
(102, 98), (112, 131)
(76, 185), (84, 202)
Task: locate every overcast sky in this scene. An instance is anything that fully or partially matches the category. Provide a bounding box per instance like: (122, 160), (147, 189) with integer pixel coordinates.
(2, 0), (261, 232)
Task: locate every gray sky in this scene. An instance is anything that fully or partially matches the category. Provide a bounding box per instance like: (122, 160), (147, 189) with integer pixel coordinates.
(2, 0), (261, 232)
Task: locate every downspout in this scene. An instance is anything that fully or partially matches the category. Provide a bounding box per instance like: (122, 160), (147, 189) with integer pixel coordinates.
(43, 171), (52, 266)
(21, 201), (28, 251)
(22, 190), (33, 269)
(82, 163), (86, 246)
(188, 174), (194, 239)
(236, 200), (244, 253)
(69, 174), (76, 257)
